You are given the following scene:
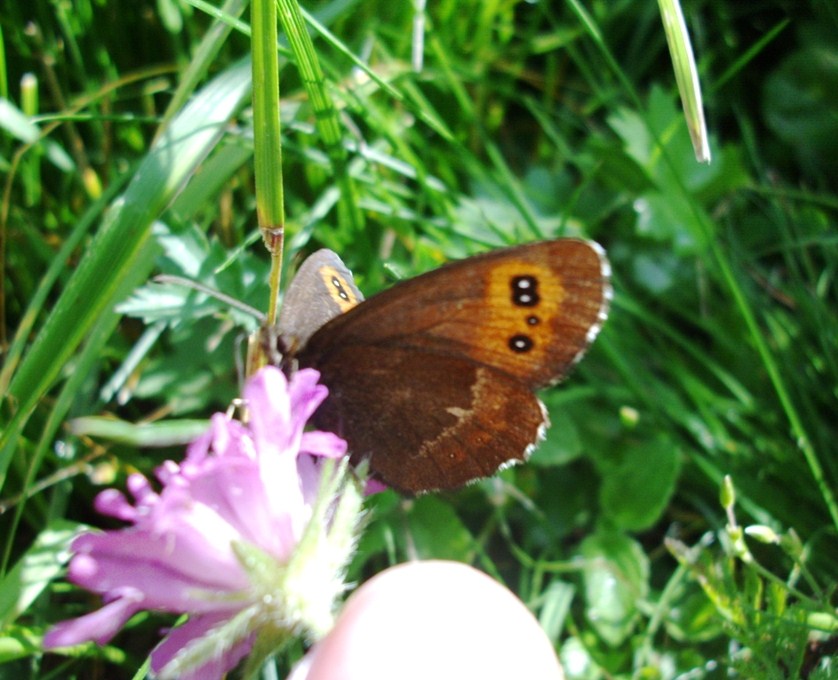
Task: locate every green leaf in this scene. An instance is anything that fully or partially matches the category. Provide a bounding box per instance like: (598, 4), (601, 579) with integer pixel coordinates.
(404, 496), (478, 562)
(579, 529), (649, 647)
(0, 520), (85, 628)
(538, 580), (575, 642)
(600, 435), (681, 531)
(662, 584), (724, 642)
(532, 406), (583, 467)
(0, 625), (41, 664)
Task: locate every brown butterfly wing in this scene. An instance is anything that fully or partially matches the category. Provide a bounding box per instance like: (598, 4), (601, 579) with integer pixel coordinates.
(302, 345), (547, 492)
(295, 239), (610, 493)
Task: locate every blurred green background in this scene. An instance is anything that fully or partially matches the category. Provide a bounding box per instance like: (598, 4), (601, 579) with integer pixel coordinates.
(1, 0), (837, 677)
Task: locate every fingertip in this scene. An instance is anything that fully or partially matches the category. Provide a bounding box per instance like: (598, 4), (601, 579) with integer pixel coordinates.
(297, 560), (564, 680)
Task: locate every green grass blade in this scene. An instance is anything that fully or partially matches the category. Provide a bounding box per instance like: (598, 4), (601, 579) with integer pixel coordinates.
(160, 0), (251, 137)
(657, 0), (710, 162)
(0, 60), (252, 485)
(278, 0), (364, 237)
(251, 0), (286, 326)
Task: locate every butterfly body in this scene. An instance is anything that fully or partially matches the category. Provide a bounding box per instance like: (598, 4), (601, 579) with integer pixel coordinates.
(277, 240), (610, 494)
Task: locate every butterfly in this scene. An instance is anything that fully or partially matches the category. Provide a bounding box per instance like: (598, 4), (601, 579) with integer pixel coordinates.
(275, 239), (611, 494)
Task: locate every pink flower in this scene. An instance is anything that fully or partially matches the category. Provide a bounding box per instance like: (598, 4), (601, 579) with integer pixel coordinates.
(43, 367), (363, 680)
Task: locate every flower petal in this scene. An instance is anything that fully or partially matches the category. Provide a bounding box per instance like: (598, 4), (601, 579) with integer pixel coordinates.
(151, 613), (255, 680)
(245, 367), (294, 452)
(287, 369), (329, 433)
(42, 590), (143, 647)
(300, 431), (347, 459)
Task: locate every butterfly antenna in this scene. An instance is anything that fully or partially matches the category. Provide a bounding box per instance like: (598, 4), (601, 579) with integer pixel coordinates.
(153, 275), (267, 323)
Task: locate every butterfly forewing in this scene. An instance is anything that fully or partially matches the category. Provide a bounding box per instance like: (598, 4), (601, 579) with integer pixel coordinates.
(298, 241), (609, 383)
